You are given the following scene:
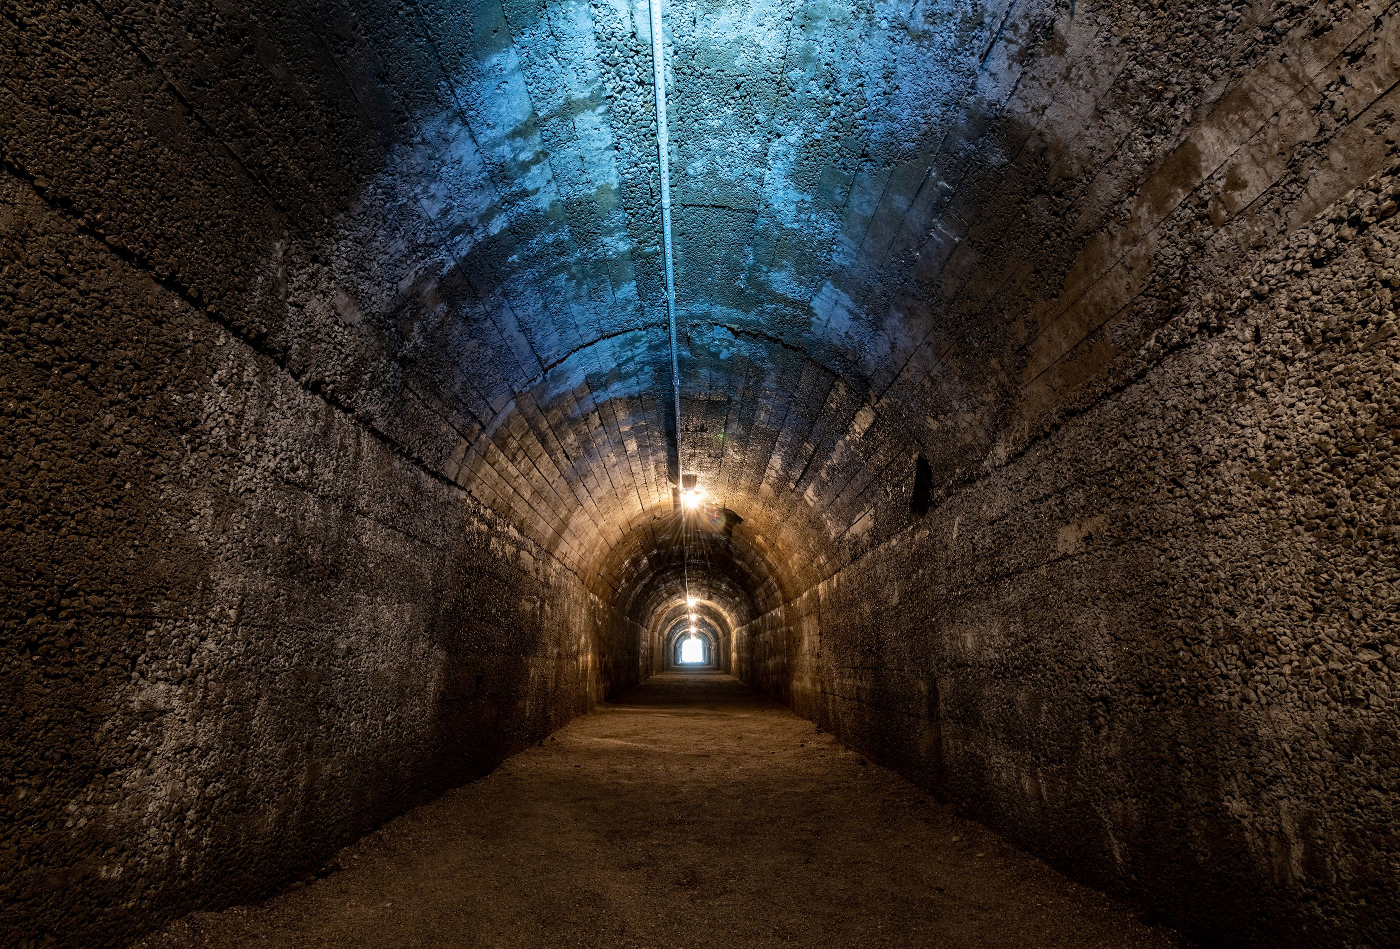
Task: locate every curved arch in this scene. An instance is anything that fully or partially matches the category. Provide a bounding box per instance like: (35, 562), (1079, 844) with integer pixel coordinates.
(645, 589), (736, 675)
(665, 620), (719, 669)
(442, 317), (897, 609)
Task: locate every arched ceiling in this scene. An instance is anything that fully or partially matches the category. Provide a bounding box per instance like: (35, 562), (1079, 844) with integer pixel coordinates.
(294, 0), (1064, 598)
(54, 0), (1277, 608)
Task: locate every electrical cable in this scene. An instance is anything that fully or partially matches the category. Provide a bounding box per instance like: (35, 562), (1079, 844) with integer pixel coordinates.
(647, 0), (690, 605)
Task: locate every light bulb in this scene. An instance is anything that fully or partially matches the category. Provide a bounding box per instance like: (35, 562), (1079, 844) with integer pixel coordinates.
(681, 486), (706, 509)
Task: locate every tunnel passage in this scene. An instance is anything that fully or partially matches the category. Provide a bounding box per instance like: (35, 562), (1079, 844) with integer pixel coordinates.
(676, 634), (706, 664)
(664, 611), (723, 667)
(3, 0), (1399, 946)
(666, 617), (717, 667)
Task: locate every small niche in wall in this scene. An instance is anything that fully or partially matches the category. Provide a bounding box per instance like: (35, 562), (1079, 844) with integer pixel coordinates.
(721, 508), (743, 537)
(911, 455), (933, 516)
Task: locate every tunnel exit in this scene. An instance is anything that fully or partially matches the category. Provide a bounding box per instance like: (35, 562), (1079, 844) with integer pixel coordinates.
(679, 636), (704, 664)
(670, 626), (715, 668)
(6, 0), (1397, 942)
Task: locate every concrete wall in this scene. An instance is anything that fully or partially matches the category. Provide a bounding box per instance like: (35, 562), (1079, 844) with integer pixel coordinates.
(735, 167), (1400, 946)
(723, 3), (1400, 942)
(1, 3), (666, 944)
(0, 138), (639, 949)
(5, 0), (1399, 944)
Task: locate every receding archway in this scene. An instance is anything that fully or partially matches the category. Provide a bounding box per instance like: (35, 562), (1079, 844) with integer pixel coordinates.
(662, 617), (720, 671)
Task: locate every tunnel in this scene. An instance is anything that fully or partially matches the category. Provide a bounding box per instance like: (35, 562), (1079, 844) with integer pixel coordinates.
(2, 0), (1398, 945)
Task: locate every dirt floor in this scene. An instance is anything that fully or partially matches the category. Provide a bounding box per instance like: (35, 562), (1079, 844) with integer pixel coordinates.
(140, 672), (1177, 948)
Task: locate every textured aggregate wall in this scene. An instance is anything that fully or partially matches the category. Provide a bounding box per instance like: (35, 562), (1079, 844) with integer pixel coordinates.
(0, 2), (648, 943)
(6, 0), (1400, 944)
(718, 0), (1400, 944)
(0, 164), (638, 948)
(737, 164), (1400, 947)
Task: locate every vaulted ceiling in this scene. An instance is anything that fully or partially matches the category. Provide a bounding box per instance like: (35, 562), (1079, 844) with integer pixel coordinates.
(11, 0), (1327, 623)
(278, 0), (1068, 611)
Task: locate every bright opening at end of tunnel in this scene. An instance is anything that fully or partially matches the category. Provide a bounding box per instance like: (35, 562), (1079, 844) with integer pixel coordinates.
(680, 637), (704, 664)
(681, 487), (706, 510)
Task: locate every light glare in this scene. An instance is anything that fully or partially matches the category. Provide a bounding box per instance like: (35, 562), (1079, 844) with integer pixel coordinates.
(680, 637), (704, 664)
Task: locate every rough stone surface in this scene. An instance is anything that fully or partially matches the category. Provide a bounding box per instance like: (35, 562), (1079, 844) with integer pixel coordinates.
(738, 168), (1400, 946)
(0, 171), (640, 947)
(3, 0), (1398, 945)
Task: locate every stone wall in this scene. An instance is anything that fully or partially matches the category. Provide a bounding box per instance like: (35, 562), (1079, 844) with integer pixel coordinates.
(1, 3), (658, 942)
(735, 167), (1400, 947)
(5, 0), (1399, 944)
(0, 167), (638, 947)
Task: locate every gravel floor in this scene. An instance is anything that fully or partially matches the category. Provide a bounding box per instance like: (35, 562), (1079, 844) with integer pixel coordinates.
(140, 672), (1177, 948)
